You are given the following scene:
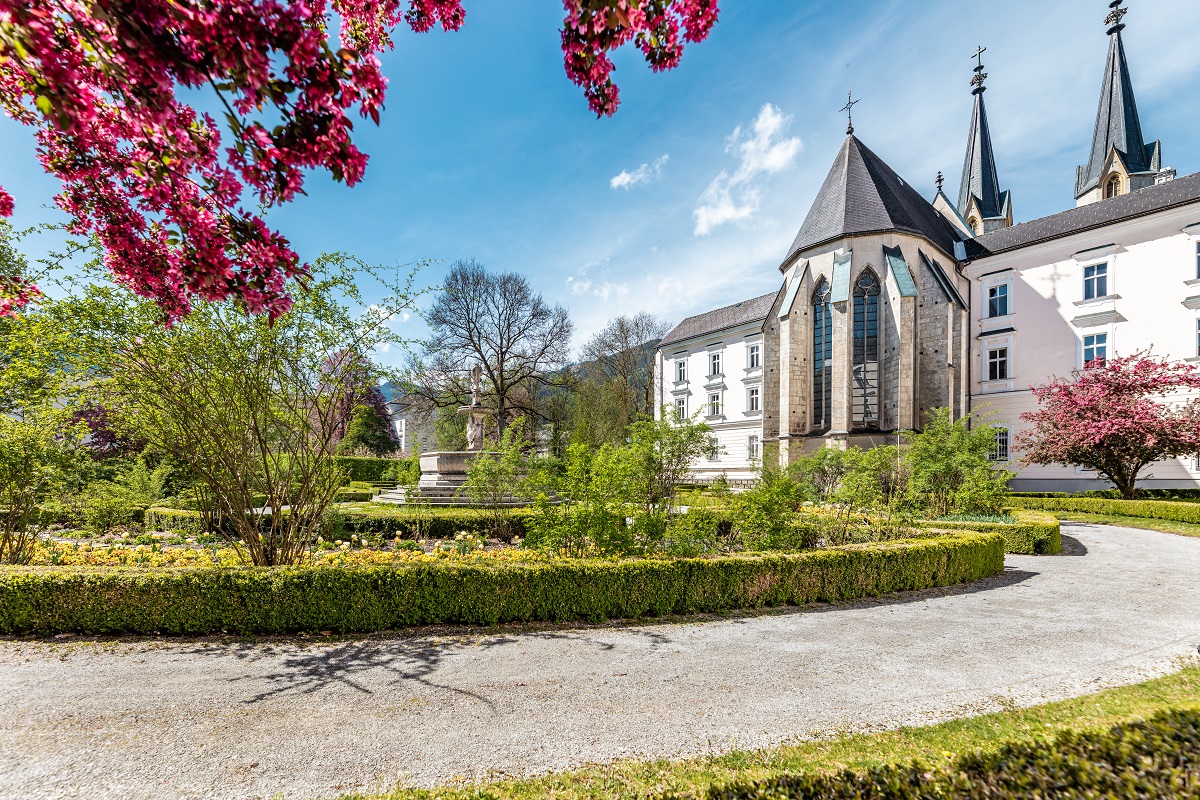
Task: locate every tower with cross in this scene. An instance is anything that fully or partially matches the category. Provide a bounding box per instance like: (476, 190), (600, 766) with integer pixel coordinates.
(956, 44), (1012, 235)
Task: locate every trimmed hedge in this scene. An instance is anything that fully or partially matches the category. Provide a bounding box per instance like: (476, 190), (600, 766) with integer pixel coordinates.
(1013, 489), (1200, 500)
(0, 532), (1003, 635)
(332, 504), (534, 541)
(144, 507), (208, 535)
(1011, 496), (1200, 524)
(698, 708), (1200, 799)
(333, 489), (374, 503)
(336, 456), (398, 482)
(922, 509), (1062, 555)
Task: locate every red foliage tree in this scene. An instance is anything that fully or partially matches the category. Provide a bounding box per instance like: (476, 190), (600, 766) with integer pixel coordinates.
(0, 0), (719, 319)
(1016, 354), (1200, 499)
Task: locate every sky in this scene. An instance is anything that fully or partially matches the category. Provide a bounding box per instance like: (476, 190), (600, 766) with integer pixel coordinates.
(3, 0), (1200, 367)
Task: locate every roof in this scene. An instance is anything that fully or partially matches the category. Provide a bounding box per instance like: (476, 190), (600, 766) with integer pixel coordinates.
(921, 251), (966, 308)
(1076, 24), (1155, 198)
(959, 89), (1007, 220)
(964, 172), (1200, 259)
(783, 135), (961, 266)
(659, 292), (777, 348)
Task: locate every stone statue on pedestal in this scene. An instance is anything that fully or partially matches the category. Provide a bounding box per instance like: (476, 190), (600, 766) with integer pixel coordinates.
(470, 364), (483, 407)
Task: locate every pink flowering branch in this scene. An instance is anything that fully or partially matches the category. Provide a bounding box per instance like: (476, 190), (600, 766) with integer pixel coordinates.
(1016, 353), (1200, 498)
(0, 0), (719, 320)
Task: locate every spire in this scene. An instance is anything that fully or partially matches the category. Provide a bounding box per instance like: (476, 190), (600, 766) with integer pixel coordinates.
(1076, 0), (1160, 201)
(957, 47), (1010, 229)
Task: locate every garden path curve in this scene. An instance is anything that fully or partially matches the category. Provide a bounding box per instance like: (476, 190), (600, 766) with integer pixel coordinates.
(2, 523), (1199, 800)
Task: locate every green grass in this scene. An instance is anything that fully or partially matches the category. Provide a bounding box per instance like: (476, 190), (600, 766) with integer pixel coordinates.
(337, 664), (1200, 800)
(1049, 511), (1200, 538)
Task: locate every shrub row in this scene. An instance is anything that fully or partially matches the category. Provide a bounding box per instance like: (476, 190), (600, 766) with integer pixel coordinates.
(330, 504), (534, 541)
(698, 708), (1200, 799)
(921, 509), (1062, 555)
(1011, 496), (1200, 524)
(336, 456), (400, 483)
(0, 532), (1004, 635)
(1012, 488), (1200, 500)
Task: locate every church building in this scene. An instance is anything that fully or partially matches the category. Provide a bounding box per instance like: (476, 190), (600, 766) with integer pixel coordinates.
(656, 0), (1200, 490)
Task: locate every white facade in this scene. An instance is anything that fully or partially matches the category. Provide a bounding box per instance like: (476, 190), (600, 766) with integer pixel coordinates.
(965, 201), (1200, 491)
(655, 319), (765, 481)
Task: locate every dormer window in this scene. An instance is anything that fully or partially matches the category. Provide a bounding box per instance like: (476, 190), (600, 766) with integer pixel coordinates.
(1105, 174), (1122, 199)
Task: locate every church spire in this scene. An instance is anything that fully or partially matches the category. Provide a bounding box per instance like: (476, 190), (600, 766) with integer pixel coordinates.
(957, 47), (1011, 235)
(1075, 0), (1161, 205)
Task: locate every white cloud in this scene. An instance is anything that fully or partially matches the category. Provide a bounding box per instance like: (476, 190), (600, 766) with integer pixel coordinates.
(693, 103), (802, 236)
(610, 154), (670, 190)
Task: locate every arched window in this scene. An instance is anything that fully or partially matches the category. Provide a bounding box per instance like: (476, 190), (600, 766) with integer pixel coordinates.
(812, 279), (832, 430)
(852, 270), (880, 428)
(967, 217), (981, 236)
(1105, 174), (1122, 199)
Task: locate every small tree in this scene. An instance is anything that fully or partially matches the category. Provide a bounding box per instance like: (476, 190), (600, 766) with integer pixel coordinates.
(461, 420), (530, 539)
(1018, 355), (1200, 499)
(904, 408), (1009, 517)
(0, 412), (83, 564)
(339, 404), (399, 456)
(580, 312), (672, 422)
(788, 447), (851, 501)
(626, 409), (716, 516)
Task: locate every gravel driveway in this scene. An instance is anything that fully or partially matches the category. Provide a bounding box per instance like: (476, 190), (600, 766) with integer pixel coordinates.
(2, 523), (1199, 800)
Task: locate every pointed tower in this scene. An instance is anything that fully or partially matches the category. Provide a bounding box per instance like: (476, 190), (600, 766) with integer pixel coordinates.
(957, 47), (1012, 235)
(1075, 0), (1162, 206)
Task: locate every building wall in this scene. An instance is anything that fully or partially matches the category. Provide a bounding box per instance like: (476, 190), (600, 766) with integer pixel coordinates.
(966, 203), (1200, 490)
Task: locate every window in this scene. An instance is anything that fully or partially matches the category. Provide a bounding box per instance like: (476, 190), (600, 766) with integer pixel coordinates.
(852, 270), (880, 427)
(988, 347), (1009, 381)
(707, 437), (720, 461)
(709, 352), (722, 376)
(674, 398), (686, 419)
(747, 387), (760, 412)
(748, 343), (761, 369)
(987, 284), (1009, 318)
(1196, 319), (1200, 357)
(967, 217), (980, 236)
(748, 435), (760, 461)
(1192, 452), (1200, 472)
(675, 359), (687, 383)
(1083, 333), (1107, 365)
(812, 279), (833, 429)
(708, 392), (721, 417)
(1083, 263), (1108, 300)
(1105, 174), (1122, 199)
(1195, 241), (1200, 280)
(990, 428), (1010, 462)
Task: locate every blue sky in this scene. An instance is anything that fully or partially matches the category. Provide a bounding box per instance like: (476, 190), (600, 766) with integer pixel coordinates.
(3, 0), (1199, 365)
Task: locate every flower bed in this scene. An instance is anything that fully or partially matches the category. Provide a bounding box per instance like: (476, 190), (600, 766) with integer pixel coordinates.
(0, 532), (1004, 635)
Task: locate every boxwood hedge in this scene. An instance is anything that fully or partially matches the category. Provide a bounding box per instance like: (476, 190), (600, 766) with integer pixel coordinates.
(922, 509), (1061, 555)
(1011, 496), (1200, 524)
(0, 532), (1003, 635)
(698, 708), (1200, 800)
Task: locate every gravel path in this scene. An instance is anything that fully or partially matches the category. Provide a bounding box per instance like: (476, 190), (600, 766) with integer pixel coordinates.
(3, 523), (1199, 800)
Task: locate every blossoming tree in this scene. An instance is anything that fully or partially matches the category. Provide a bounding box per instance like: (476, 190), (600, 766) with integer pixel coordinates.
(1017, 355), (1200, 499)
(0, 0), (720, 318)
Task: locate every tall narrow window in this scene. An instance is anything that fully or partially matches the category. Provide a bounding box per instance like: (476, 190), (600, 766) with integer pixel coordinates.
(1195, 241), (1200, 280)
(852, 270), (880, 427)
(812, 279), (833, 430)
(748, 435), (760, 461)
(988, 347), (1009, 381)
(747, 387), (760, 412)
(1105, 174), (1122, 198)
(707, 437), (720, 461)
(748, 343), (761, 369)
(1083, 263), (1108, 300)
(674, 398), (686, 419)
(990, 428), (1010, 462)
(987, 284), (1009, 317)
(1195, 319), (1200, 357)
(675, 359), (687, 383)
(709, 352), (721, 377)
(708, 392), (721, 417)
(1083, 333), (1107, 365)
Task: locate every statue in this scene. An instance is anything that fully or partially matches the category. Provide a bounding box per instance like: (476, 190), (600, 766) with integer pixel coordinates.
(470, 364), (483, 407)
(466, 412), (484, 451)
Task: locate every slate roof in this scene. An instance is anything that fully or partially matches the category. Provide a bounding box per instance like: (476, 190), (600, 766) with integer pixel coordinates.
(660, 292), (778, 348)
(783, 135), (961, 267)
(959, 89), (1008, 221)
(964, 172), (1200, 259)
(1076, 23), (1157, 198)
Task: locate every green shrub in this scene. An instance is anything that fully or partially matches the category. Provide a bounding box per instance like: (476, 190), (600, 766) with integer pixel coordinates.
(335, 503), (533, 541)
(0, 532), (1004, 635)
(699, 709), (1200, 800)
(922, 509), (1061, 555)
(333, 489), (373, 503)
(335, 457), (398, 483)
(1011, 496), (1200, 525)
(732, 469), (807, 550)
(143, 507), (208, 535)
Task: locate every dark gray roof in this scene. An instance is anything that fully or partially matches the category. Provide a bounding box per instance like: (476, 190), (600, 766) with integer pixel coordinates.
(1076, 24), (1157, 198)
(660, 292), (777, 347)
(959, 89), (1008, 221)
(965, 172), (1200, 259)
(783, 135), (961, 266)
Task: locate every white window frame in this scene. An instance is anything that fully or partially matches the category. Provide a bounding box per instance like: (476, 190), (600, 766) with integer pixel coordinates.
(980, 333), (1015, 392)
(990, 427), (1010, 462)
(709, 351), (722, 378)
(674, 398), (686, 419)
(1082, 261), (1110, 302)
(1195, 318), (1200, 357)
(747, 386), (760, 413)
(982, 278), (1012, 320)
(1195, 240), (1200, 281)
(675, 358), (688, 383)
(1082, 331), (1108, 365)
(747, 343), (761, 370)
(987, 346), (1009, 381)
(707, 392), (722, 418)
(748, 434), (761, 462)
(707, 436), (720, 462)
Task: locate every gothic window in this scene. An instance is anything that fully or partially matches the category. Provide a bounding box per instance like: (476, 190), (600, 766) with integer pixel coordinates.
(1105, 174), (1122, 199)
(812, 279), (833, 430)
(967, 217), (981, 236)
(852, 270), (880, 428)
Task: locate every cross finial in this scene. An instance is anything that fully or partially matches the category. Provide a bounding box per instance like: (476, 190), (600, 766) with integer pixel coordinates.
(1105, 0), (1128, 33)
(970, 45), (988, 93)
(840, 91), (860, 135)
(972, 45), (987, 69)
(936, 171), (944, 193)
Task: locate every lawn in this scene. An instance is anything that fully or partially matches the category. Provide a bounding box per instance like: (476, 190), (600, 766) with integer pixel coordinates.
(337, 664), (1200, 800)
(1050, 511), (1200, 538)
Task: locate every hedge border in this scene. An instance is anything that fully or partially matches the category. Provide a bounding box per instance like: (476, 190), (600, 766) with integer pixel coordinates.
(1010, 496), (1200, 525)
(0, 532), (1004, 635)
(921, 509), (1062, 555)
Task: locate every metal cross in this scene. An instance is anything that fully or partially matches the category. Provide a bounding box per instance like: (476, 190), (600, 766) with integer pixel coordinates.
(840, 91), (860, 135)
(972, 45), (987, 69)
(936, 171), (945, 193)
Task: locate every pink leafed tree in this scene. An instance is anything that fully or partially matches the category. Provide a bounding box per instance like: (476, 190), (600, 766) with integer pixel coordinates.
(0, 0), (719, 319)
(1016, 354), (1200, 499)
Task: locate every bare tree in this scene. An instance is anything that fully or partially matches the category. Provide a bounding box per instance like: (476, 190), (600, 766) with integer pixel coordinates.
(581, 312), (671, 421)
(418, 261), (572, 438)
